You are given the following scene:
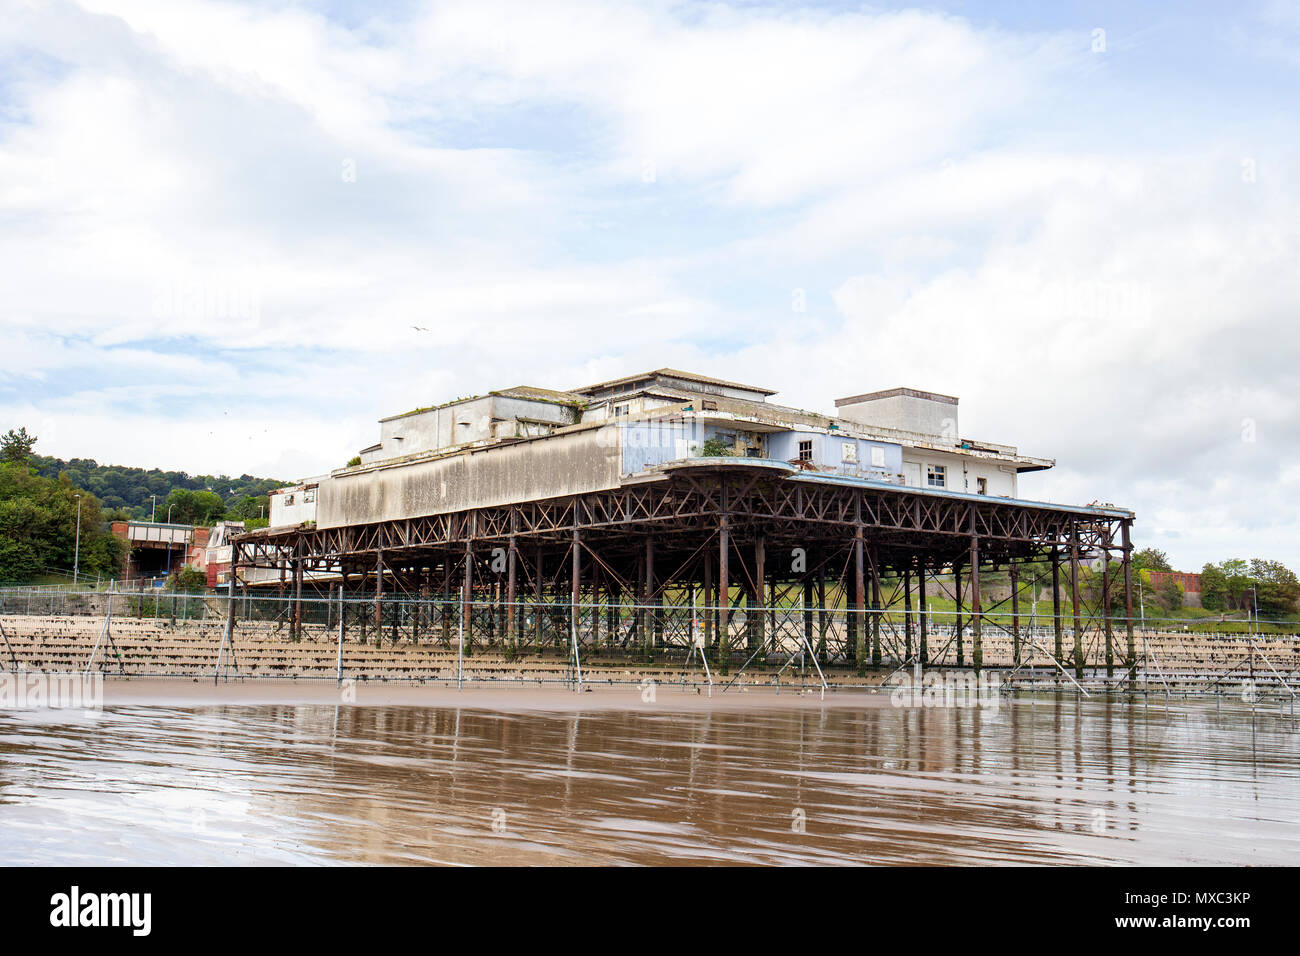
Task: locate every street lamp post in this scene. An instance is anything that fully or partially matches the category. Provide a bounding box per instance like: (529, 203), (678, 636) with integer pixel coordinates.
(150, 495), (157, 522)
(73, 494), (82, 587)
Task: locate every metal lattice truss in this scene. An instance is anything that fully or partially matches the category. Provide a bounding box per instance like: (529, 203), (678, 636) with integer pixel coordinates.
(232, 465), (1137, 674)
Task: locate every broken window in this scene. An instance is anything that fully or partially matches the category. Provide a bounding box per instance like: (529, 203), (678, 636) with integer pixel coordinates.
(304, 490), (316, 504)
(284, 494), (295, 506)
(798, 440), (813, 462)
(926, 465), (946, 488)
(976, 477), (987, 495)
(842, 442), (858, 463)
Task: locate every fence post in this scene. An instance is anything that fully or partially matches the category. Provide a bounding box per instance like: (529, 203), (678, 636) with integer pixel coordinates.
(216, 573), (237, 685)
(336, 584), (344, 686)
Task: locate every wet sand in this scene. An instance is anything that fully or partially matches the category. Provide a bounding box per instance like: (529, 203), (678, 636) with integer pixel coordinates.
(3, 687), (1297, 865)
(95, 676), (882, 711)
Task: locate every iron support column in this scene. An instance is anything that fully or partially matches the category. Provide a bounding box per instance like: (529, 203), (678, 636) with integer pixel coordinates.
(1010, 565), (1021, 667)
(969, 535), (982, 673)
(1121, 519), (1136, 676)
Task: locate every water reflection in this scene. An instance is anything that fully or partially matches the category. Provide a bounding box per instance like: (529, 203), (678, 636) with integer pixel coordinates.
(0, 696), (1295, 865)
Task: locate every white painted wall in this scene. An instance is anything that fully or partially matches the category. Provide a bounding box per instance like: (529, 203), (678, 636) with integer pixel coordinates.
(901, 450), (1019, 497)
(269, 484), (319, 526)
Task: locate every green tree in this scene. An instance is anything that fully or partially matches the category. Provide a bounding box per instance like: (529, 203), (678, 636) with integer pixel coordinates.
(0, 463), (125, 583)
(1248, 559), (1300, 617)
(1200, 562), (1228, 611)
(1154, 577), (1184, 612)
(1132, 548), (1171, 572)
(29, 456), (288, 518)
(162, 488), (226, 525)
(700, 437), (733, 457)
(1079, 563), (1127, 615)
(0, 427), (37, 465)
(228, 494), (268, 523)
(1219, 559), (1252, 610)
(167, 566), (208, 592)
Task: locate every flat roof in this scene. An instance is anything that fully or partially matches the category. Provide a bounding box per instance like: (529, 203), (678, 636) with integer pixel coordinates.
(576, 368), (778, 397)
(490, 386), (588, 404)
(379, 396), (484, 423)
(836, 387), (958, 406)
(657, 458), (1131, 519)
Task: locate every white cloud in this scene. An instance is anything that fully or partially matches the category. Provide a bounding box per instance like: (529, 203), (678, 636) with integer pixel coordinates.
(0, 0), (1295, 572)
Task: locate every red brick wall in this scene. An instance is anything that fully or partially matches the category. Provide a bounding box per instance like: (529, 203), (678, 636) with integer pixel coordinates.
(1148, 571), (1201, 593)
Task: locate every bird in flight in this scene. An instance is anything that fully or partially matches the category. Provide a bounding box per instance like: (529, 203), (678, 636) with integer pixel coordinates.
(412, 325), (430, 332)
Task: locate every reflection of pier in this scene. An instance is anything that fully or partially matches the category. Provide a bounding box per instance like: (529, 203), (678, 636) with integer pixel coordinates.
(165, 698), (1291, 866)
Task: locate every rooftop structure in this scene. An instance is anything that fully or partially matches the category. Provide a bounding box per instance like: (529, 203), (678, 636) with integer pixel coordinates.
(236, 369), (1137, 675)
(341, 368), (1051, 506)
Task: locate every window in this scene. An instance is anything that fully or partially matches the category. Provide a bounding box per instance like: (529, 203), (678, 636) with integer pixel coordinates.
(304, 490), (316, 504)
(870, 446), (886, 468)
(284, 494), (295, 506)
(926, 465), (946, 488)
(842, 442), (858, 463)
(798, 440), (813, 462)
(976, 477), (987, 495)
(702, 399), (718, 411)
(613, 404), (629, 418)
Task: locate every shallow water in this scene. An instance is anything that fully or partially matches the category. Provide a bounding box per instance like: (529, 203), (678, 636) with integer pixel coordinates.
(1, 695), (1296, 865)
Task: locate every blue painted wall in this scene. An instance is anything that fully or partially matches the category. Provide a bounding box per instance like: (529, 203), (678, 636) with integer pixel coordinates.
(620, 420), (701, 473)
(768, 430), (902, 477)
(621, 420), (903, 478)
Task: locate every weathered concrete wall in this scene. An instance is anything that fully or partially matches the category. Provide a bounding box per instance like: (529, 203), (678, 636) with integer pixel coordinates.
(378, 397), (491, 461)
(371, 395), (580, 463)
(837, 391), (958, 437)
(317, 429), (623, 529)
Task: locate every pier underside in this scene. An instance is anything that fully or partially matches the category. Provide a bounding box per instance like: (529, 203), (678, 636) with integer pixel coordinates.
(233, 463), (1137, 675)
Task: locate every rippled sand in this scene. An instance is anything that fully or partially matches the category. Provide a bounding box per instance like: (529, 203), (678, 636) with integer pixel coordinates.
(1, 684), (1296, 865)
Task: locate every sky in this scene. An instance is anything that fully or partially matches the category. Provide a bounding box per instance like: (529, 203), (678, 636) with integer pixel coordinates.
(1, 0), (1298, 572)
